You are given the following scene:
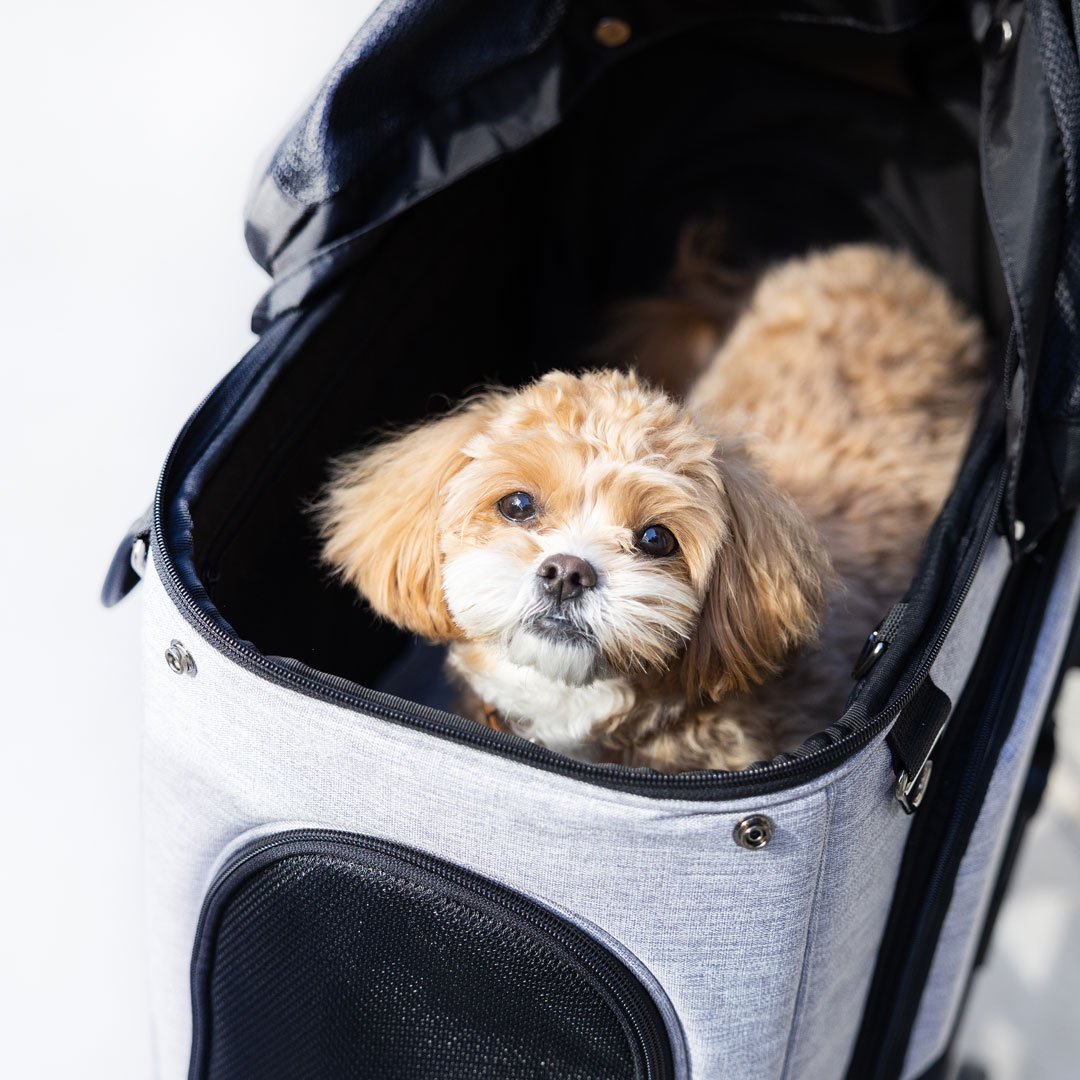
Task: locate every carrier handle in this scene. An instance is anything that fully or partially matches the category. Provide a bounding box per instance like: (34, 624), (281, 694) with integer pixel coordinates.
(101, 505), (152, 608)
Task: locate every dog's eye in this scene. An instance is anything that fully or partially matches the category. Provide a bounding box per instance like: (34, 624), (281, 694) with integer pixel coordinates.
(635, 525), (677, 558)
(497, 491), (537, 522)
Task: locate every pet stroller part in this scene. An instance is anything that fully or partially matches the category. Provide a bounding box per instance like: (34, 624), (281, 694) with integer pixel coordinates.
(105, 2), (1080, 1077)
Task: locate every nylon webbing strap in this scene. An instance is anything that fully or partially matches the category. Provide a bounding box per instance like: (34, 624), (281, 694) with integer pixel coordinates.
(1029, 2), (1080, 408)
(888, 677), (952, 813)
(1005, 3), (1080, 541)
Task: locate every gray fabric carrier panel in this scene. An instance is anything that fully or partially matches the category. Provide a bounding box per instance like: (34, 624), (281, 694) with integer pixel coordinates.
(141, 531), (1021, 1079)
(902, 517), (1080, 1078)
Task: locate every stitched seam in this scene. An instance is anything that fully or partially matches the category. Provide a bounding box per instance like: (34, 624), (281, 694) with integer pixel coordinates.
(778, 784), (833, 1080)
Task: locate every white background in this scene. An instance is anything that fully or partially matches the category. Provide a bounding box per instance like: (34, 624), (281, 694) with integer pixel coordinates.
(0, 4), (376, 1076)
(1, 3), (1077, 1078)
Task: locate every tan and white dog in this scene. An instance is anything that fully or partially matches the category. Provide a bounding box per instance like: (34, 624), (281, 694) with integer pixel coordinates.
(319, 245), (983, 771)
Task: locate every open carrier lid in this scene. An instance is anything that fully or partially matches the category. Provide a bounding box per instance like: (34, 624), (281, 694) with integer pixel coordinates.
(247, 0), (973, 315)
(243, 0), (1079, 548)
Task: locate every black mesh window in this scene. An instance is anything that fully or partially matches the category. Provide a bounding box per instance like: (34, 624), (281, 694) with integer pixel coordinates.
(190, 832), (673, 1080)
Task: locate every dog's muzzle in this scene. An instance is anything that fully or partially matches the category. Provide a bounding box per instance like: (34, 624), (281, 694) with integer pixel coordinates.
(530, 613), (594, 646)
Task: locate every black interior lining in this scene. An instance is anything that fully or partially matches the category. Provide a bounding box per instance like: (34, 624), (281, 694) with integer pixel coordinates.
(191, 15), (1010, 698)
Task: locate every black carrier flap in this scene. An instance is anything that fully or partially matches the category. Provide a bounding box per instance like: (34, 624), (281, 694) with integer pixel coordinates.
(244, 0), (964, 327)
(243, 0), (1078, 544)
(1004, 1), (1080, 544)
(190, 830), (676, 1080)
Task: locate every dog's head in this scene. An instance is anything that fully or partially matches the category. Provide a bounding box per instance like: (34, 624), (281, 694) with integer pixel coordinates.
(320, 370), (828, 701)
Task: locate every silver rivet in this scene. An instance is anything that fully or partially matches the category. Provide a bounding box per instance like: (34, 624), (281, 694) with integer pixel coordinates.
(130, 536), (148, 578)
(896, 759), (933, 813)
(1013, 519), (1026, 542)
(594, 16), (631, 48)
(852, 629), (888, 679)
(985, 18), (1013, 57)
(165, 640), (196, 676)
(733, 814), (774, 850)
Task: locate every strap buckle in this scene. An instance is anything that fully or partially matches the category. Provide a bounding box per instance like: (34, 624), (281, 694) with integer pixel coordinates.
(896, 759), (934, 814)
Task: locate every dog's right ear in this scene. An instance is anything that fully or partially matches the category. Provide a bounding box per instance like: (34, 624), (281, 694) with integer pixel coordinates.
(317, 396), (502, 641)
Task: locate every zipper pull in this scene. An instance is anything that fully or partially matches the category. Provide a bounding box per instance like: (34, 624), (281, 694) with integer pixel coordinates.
(852, 602), (944, 813)
(851, 602), (907, 679)
(101, 505), (152, 607)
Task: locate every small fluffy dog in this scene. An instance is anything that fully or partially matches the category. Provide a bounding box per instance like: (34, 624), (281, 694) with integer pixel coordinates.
(319, 245), (983, 771)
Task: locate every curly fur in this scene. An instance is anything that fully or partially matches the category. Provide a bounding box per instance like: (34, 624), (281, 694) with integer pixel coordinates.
(318, 243), (984, 772)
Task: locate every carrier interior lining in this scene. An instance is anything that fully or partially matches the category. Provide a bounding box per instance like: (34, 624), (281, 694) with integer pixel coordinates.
(191, 17), (1009, 693)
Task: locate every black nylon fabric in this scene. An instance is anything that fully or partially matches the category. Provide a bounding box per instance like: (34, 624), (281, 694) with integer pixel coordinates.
(270, 0), (567, 209)
(1017, 1), (1080, 539)
(244, 0), (571, 282)
(244, 0), (947, 328)
(1030, 0), (1080, 410)
(191, 843), (672, 1080)
(249, 0), (938, 233)
(240, 0), (1079, 538)
(237, 0), (1080, 527)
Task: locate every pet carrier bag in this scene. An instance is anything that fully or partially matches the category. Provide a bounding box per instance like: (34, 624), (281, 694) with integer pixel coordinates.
(103, 2), (1080, 1077)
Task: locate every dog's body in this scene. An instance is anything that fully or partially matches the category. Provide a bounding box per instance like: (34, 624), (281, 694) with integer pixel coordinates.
(320, 244), (983, 771)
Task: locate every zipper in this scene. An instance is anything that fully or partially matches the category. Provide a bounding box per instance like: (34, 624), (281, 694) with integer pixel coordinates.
(846, 515), (1063, 1080)
(150, 311), (1007, 799)
(189, 828), (673, 1080)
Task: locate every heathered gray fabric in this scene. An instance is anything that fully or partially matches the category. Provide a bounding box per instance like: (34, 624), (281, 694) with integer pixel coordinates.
(139, 534), (1010, 1079)
(930, 537), (1010, 700)
(781, 747), (911, 1079)
(902, 516), (1080, 1079)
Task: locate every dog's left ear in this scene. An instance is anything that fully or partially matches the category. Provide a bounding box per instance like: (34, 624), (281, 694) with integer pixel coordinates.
(685, 445), (831, 699)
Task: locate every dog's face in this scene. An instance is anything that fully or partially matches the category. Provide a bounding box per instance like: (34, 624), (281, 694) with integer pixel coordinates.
(437, 373), (726, 686)
(320, 370), (827, 707)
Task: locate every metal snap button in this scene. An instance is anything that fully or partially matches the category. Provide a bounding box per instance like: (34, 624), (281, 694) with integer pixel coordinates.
(594, 17), (631, 48)
(984, 18), (1013, 57)
(896, 759), (933, 814)
(852, 629), (888, 679)
(733, 814), (774, 850)
(130, 536), (148, 578)
(165, 640), (197, 676)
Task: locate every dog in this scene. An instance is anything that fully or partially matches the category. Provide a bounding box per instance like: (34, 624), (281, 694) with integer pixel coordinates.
(318, 244), (984, 771)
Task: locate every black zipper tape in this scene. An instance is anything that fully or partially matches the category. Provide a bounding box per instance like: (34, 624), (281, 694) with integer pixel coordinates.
(189, 828), (674, 1080)
(845, 513), (1069, 1080)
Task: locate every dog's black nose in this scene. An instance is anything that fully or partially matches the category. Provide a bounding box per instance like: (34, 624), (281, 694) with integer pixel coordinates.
(537, 554), (597, 604)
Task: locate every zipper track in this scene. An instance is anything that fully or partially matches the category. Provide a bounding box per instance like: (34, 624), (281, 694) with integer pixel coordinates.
(151, 316), (1007, 799)
(190, 828), (672, 1080)
(847, 514), (1063, 1079)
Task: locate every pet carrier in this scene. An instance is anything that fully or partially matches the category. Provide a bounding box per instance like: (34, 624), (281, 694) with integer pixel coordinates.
(103, 2), (1080, 1077)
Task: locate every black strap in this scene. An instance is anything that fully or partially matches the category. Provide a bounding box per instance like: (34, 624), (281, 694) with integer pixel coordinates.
(887, 677), (953, 811)
(1015, 1), (1080, 539)
(100, 505), (152, 608)
(1034, 0), (1080, 416)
